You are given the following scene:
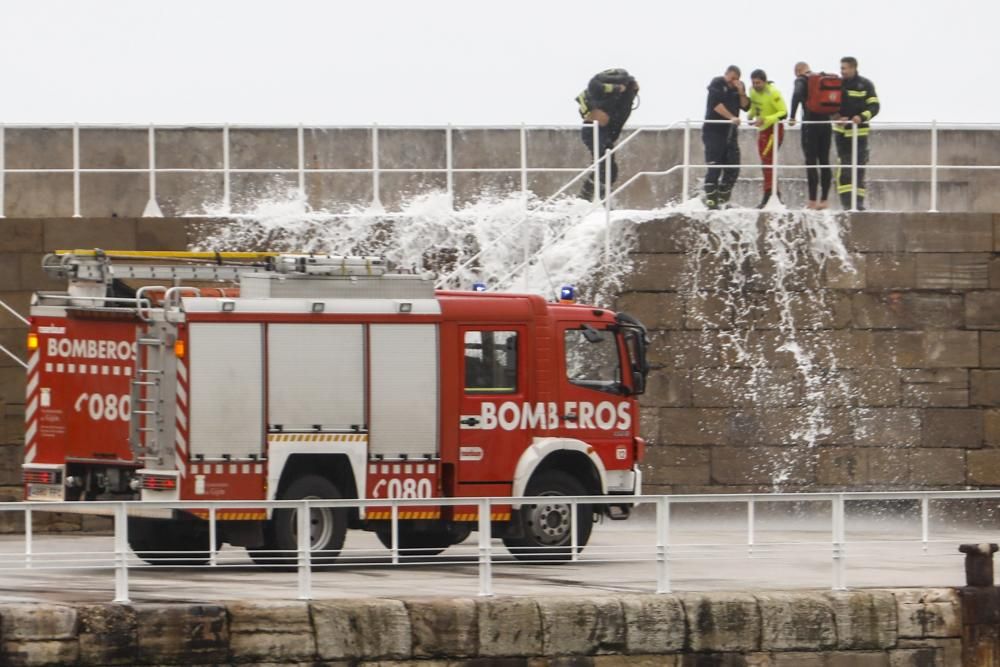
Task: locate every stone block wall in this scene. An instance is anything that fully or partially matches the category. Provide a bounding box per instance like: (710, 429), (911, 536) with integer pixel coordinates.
(0, 589), (965, 666)
(2, 212), (1000, 500)
(625, 212), (1000, 494)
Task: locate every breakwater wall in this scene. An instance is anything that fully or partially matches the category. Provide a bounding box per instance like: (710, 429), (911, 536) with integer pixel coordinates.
(0, 588), (966, 666)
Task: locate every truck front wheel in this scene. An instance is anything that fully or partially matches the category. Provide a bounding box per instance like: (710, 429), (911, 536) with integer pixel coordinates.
(502, 470), (593, 562)
(249, 474), (348, 566)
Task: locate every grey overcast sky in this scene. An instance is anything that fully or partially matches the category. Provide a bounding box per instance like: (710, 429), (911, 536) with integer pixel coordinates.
(3, 0), (996, 125)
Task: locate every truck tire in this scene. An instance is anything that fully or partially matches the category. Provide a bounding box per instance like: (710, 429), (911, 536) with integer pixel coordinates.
(502, 470), (593, 562)
(249, 474), (348, 567)
(128, 516), (214, 567)
(374, 523), (471, 560)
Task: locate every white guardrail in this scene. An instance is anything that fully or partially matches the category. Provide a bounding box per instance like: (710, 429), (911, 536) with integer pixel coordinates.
(0, 121), (998, 218)
(1, 490), (998, 602)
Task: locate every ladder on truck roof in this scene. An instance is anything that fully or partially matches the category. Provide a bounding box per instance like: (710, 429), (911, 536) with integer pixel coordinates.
(43, 250), (389, 283)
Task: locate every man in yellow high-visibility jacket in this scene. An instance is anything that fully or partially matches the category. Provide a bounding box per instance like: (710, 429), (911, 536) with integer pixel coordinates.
(748, 69), (788, 208)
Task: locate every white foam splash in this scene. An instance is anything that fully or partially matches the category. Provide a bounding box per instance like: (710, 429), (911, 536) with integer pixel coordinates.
(191, 187), (652, 307)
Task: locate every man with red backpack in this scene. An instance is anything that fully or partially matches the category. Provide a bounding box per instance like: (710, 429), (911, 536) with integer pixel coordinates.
(789, 62), (837, 209)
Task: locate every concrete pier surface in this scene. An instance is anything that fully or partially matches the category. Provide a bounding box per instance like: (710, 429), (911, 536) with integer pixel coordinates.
(0, 509), (988, 604)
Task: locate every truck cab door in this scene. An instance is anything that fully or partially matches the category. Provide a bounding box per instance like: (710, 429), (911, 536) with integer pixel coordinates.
(456, 327), (524, 489)
(557, 322), (634, 463)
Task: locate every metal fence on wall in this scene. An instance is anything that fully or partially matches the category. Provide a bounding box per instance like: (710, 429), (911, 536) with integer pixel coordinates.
(0, 121), (998, 218)
(1, 490), (997, 603)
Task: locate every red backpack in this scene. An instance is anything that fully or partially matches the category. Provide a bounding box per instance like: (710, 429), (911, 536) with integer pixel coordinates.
(806, 73), (841, 114)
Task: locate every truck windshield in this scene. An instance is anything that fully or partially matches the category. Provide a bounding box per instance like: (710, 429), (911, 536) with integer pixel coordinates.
(563, 327), (625, 395)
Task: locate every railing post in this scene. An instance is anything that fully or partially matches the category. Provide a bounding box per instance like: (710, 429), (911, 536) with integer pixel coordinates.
(921, 495), (930, 556)
(0, 122), (6, 218)
(209, 506), (217, 567)
(604, 143), (613, 262)
(297, 123), (306, 200)
(772, 120), (781, 204)
(681, 119), (691, 204)
(520, 123), (528, 208)
(570, 498), (578, 562)
(222, 124), (231, 215)
(929, 119), (939, 212)
(297, 500), (313, 600)
(24, 506), (32, 569)
(591, 122), (600, 203)
(445, 124), (454, 210)
(747, 497), (755, 557)
(142, 124), (163, 217)
(72, 123), (81, 218)
(477, 498), (493, 596)
(390, 502), (399, 565)
(113, 503), (130, 603)
(371, 123), (382, 210)
(832, 494), (846, 590)
(655, 496), (670, 593)
(850, 122), (859, 212)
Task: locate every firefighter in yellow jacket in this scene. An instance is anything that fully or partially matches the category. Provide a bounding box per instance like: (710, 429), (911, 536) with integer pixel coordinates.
(748, 69), (788, 208)
(834, 56), (880, 210)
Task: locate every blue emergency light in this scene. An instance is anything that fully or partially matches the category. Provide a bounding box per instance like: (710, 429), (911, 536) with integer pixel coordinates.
(559, 285), (576, 303)
(471, 282), (487, 292)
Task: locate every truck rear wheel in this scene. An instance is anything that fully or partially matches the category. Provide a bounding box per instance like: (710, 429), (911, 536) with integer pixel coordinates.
(128, 516), (214, 567)
(502, 470), (593, 562)
(249, 474), (348, 567)
(374, 523), (470, 560)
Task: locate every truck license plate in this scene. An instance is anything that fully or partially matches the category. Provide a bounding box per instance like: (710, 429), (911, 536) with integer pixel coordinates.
(27, 484), (63, 501)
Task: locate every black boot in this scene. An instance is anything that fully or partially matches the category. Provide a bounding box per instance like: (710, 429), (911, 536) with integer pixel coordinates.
(756, 191), (771, 209)
(839, 191), (853, 210)
(579, 178), (594, 201)
(704, 185), (719, 210)
(717, 185), (734, 209)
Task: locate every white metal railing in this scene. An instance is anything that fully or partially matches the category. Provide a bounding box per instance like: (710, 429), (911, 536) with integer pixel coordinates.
(0, 121), (998, 219)
(0, 490), (997, 602)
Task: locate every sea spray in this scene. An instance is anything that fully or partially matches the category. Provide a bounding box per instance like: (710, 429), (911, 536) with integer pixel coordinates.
(191, 188), (637, 307)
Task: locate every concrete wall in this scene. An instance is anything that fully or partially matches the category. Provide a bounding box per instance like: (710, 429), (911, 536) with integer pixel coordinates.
(0, 588), (963, 665)
(626, 212), (1000, 494)
(1, 127), (998, 216)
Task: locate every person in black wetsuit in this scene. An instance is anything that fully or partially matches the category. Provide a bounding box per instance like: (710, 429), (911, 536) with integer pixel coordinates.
(789, 61), (833, 209)
(575, 68), (639, 201)
(703, 65), (750, 210)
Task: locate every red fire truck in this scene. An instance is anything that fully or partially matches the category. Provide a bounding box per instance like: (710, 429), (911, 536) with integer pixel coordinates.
(23, 251), (648, 564)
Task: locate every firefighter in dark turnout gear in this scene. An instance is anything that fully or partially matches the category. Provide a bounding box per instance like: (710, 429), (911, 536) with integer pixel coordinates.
(703, 66), (750, 210)
(576, 68), (639, 201)
(789, 61), (834, 209)
(834, 57), (880, 210)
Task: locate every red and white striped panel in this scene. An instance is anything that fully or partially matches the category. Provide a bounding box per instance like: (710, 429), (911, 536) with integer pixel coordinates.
(190, 462), (265, 475)
(23, 350), (40, 464)
(174, 358), (189, 477)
